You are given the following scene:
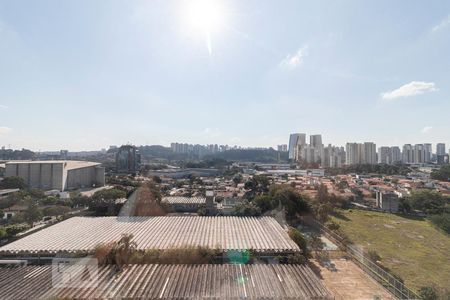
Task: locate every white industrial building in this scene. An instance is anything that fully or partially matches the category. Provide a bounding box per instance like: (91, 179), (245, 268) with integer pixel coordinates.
(5, 160), (105, 191)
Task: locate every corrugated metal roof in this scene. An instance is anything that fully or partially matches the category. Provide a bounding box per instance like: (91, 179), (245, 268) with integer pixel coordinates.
(0, 264), (332, 299)
(162, 196), (206, 204)
(0, 216), (299, 254)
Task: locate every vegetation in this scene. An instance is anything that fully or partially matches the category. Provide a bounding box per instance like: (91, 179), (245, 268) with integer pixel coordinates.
(0, 176), (27, 189)
(431, 165), (450, 182)
(403, 190), (449, 215)
(94, 236), (219, 266)
(0, 223), (30, 239)
(331, 209), (450, 292)
(288, 228), (308, 256)
(132, 183), (166, 216)
(429, 213), (450, 234)
(89, 188), (127, 216)
(233, 200), (261, 216)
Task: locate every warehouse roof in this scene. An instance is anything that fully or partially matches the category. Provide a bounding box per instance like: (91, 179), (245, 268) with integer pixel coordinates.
(0, 264), (332, 299)
(162, 196), (206, 204)
(4, 160), (101, 170)
(0, 216), (299, 254)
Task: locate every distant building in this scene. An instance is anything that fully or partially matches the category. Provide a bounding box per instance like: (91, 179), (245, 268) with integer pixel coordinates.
(437, 143), (446, 156)
(437, 154), (449, 165)
(375, 191), (399, 212)
(346, 142), (376, 165)
(378, 147), (391, 164)
(116, 145), (141, 174)
(402, 144), (414, 163)
(5, 161), (105, 191)
(390, 146), (402, 164)
(277, 144), (288, 152)
(288, 133), (306, 160)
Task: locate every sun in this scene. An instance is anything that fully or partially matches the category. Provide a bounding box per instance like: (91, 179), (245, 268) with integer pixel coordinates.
(184, 0), (228, 54)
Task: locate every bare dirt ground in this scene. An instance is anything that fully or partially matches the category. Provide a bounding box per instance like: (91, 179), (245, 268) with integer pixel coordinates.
(311, 258), (394, 300)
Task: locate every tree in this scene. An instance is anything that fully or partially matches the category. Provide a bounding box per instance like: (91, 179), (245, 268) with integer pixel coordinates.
(431, 165), (450, 182)
(0, 176), (26, 189)
(24, 202), (42, 226)
(234, 200), (261, 216)
(309, 233), (324, 255)
(232, 174), (243, 187)
(114, 234), (137, 270)
(429, 213), (450, 234)
(288, 228), (308, 256)
(419, 286), (438, 300)
(406, 190), (447, 214)
(268, 185), (310, 219)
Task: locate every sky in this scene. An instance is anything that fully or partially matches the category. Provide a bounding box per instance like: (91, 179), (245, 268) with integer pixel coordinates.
(0, 0), (449, 151)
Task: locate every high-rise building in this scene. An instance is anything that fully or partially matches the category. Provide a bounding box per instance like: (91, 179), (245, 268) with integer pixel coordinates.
(346, 143), (360, 165)
(378, 147), (391, 164)
(321, 144), (345, 168)
(402, 144), (414, 164)
(413, 144), (425, 164)
(345, 142), (376, 165)
(362, 142), (377, 164)
(390, 147), (402, 164)
(309, 135), (322, 148)
(116, 145), (141, 174)
(277, 144), (288, 152)
(288, 133), (306, 160)
(437, 143), (446, 156)
(424, 143), (432, 163)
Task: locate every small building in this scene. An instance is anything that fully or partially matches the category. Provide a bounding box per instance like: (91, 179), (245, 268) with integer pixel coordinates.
(375, 191), (399, 212)
(5, 161), (105, 191)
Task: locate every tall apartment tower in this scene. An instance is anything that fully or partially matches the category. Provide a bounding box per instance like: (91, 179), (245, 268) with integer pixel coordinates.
(437, 143), (446, 156)
(345, 143), (360, 165)
(390, 147), (402, 164)
(310, 135), (323, 148)
(362, 142), (377, 165)
(378, 147), (391, 164)
(424, 143), (432, 163)
(402, 144), (414, 163)
(288, 133), (306, 160)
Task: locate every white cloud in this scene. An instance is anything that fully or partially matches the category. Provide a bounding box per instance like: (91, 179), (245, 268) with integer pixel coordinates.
(432, 15), (450, 33)
(420, 126), (433, 134)
(279, 46), (308, 70)
(381, 81), (438, 101)
(0, 104), (8, 109)
(0, 126), (12, 135)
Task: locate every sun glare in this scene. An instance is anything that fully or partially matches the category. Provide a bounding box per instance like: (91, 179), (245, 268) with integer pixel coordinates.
(184, 0), (228, 54)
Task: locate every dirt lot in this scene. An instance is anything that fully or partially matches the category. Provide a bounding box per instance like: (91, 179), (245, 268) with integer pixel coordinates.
(311, 259), (394, 300)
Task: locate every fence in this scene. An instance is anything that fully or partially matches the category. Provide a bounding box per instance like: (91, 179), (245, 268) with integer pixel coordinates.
(303, 217), (421, 300)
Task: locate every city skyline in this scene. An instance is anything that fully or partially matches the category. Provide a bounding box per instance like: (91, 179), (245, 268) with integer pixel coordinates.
(1, 1), (449, 151)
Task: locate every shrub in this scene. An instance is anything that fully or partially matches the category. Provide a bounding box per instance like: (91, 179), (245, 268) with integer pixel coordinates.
(429, 213), (450, 234)
(288, 228), (308, 256)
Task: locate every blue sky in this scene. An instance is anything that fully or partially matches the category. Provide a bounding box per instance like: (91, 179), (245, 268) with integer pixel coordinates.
(0, 0), (449, 151)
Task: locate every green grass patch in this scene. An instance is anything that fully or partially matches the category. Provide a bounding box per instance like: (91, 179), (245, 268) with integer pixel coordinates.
(331, 209), (450, 291)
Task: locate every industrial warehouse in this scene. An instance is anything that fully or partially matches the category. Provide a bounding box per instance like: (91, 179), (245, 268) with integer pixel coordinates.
(0, 216), (299, 256)
(0, 264), (332, 300)
(4, 160), (105, 191)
